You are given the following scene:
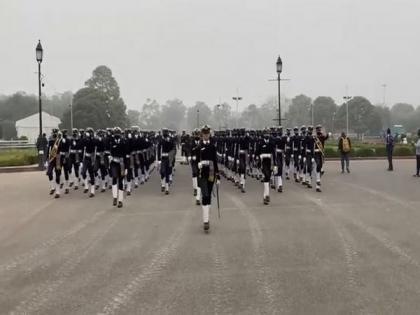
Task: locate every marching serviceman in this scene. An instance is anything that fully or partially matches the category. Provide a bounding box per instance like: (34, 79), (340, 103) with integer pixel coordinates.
(273, 127), (285, 193)
(110, 127), (125, 207)
(46, 129), (62, 198)
(299, 126), (307, 184)
(81, 127), (97, 197)
(284, 128), (292, 180)
(256, 128), (276, 205)
(157, 128), (176, 195)
(190, 128), (202, 205)
(58, 129), (71, 194)
(197, 125), (220, 232)
(69, 128), (81, 190)
(291, 127), (301, 182)
(237, 128), (249, 193)
(304, 126), (315, 188)
(314, 125), (328, 192)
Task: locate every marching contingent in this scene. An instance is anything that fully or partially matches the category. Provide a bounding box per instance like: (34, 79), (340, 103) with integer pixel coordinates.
(45, 124), (330, 232)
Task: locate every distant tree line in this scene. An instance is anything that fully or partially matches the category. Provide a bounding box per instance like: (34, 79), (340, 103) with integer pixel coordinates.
(1, 64), (420, 139)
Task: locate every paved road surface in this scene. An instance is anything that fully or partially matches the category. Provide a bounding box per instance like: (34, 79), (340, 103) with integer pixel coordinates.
(1, 159), (420, 314)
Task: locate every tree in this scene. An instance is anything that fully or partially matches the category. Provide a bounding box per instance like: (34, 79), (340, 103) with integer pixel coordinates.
(373, 105), (391, 131)
(161, 99), (186, 131)
(212, 102), (232, 130)
(61, 65), (128, 129)
(239, 104), (262, 129)
(127, 109), (140, 127)
(139, 99), (161, 130)
(313, 96), (337, 131)
(259, 99), (277, 128)
(390, 103), (415, 131)
(285, 94), (312, 127)
(186, 101), (212, 130)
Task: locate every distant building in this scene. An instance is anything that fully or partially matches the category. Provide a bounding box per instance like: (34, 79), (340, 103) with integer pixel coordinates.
(15, 112), (61, 143)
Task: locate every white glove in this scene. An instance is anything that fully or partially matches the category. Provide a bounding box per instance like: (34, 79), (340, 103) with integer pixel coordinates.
(273, 166), (278, 173)
(311, 158), (315, 164)
(291, 154), (294, 159)
(198, 162), (203, 169)
(303, 157), (306, 163)
(124, 169), (128, 176)
(236, 159), (239, 165)
(216, 179), (220, 186)
(108, 155), (112, 162)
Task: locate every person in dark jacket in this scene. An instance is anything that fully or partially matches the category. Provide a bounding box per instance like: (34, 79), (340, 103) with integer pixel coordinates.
(36, 133), (48, 169)
(385, 128), (394, 171)
(413, 128), (420, 177)
(338, 131), (351, 173)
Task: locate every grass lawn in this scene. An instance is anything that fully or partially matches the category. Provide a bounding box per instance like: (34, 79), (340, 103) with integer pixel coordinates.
(0, 148), (38, 167)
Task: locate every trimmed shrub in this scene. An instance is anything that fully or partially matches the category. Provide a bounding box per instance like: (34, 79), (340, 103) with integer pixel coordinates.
(374, 147), (387, 156)
(325, 147), (339, 158)
(394, 146), (414, 156)
(356, 147), (375, 157)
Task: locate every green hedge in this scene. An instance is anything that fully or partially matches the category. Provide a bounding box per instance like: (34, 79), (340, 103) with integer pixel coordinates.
(0, 149), (38, 167)
(323, 144), (415, 158)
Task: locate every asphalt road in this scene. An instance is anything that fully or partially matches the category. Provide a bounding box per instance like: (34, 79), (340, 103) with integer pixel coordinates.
(1, 159), (420, 315)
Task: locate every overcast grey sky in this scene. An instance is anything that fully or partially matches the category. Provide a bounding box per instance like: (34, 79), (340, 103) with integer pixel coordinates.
(1, 0), (419, 111)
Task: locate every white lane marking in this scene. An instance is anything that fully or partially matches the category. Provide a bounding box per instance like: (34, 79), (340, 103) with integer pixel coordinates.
(0, 209), (107, 275)
(9, 215), (119, 315)
(97, 209), (192, 315)
(210, 238), (234, 315)
(229, 195), (283, 314)
(305, 195), (372, 314)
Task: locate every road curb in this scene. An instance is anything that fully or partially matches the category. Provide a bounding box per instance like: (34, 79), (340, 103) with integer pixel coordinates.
(0, 165), (41, 173)
(325, 156), (415, 161)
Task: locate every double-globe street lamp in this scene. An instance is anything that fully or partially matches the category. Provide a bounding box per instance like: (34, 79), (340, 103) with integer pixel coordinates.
(36, 40), (44, 168)
(276, 56), (282, 125)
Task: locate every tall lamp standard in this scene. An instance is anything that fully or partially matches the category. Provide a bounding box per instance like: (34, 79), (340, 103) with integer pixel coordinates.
(196, 109), (200, 128)
(36, 40), (44, 169)
(276, 56), (282, 125)
(331, 112), (336, 138)
(343, 95), (352, 136)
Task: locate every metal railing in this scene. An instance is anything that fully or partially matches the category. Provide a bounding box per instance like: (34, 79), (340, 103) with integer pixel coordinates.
(0, 140), (36, 150)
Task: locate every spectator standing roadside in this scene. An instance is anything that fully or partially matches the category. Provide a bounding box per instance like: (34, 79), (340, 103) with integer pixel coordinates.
(413, 129), (420, 177)
(36, 133), (48, 169)
(338, 131), (351, 173)
(385, 128), (394, 171)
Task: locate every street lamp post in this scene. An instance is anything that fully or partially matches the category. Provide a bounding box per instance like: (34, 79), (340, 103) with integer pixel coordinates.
(196, 109), (200, 128)
(36, 40), (44, 169)
(232, 90), (242, 128)
(276, 56), (282, 125)
(69, 101), (74, 131)
(310, 103), (314, 126)
(343, 96), (352, 136)
(332, 112), (336, 138)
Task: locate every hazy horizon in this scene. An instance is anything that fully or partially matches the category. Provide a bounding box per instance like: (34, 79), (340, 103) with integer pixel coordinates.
(1, 0), (419, 111)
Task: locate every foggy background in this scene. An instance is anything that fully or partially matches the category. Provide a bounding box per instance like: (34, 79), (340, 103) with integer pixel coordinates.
(0, 0), (419, 136)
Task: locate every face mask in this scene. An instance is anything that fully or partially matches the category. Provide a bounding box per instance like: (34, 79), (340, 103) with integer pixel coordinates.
(85, 132), (90, 137)
(128, 133), (132, 139)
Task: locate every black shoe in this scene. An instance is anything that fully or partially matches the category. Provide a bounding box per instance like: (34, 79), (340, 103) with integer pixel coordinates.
(307, 184), (312, 189)
(263, 196), (269, 205)
(286, 176), (290, 180)
(101, 188), (105, 193)
(95, 185), (99, 190)
(89, 193), (95, 198)
(113, 198), (117, 206)
(127, 191), (131, 196)
(165, 190), (169, 195)
(346, 168), (350, 173)
(161, 186), (165, 192)
(65, 188), (69, 194)
(134, 183), (139, 189)
(74, 185), (79, 190)
(241, 186), (246, 193)
(204, 222), (210, 232)
(117, 201), (123, 208)
(316, 187), (322, 192)
(49, 189), (55, 195)
(109, 185), (112, 190)
(302, 181), (307, 186)
(83, 188), (88, 194)
(277, 186), (283, 193)
(60, 183), (64, 189)
(193, 189), (197, 196)
(69, 182), (74, 187)
(105, 182), (108, 188)
(196, 199), (201, 205)
(54, 194), (60, 199)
